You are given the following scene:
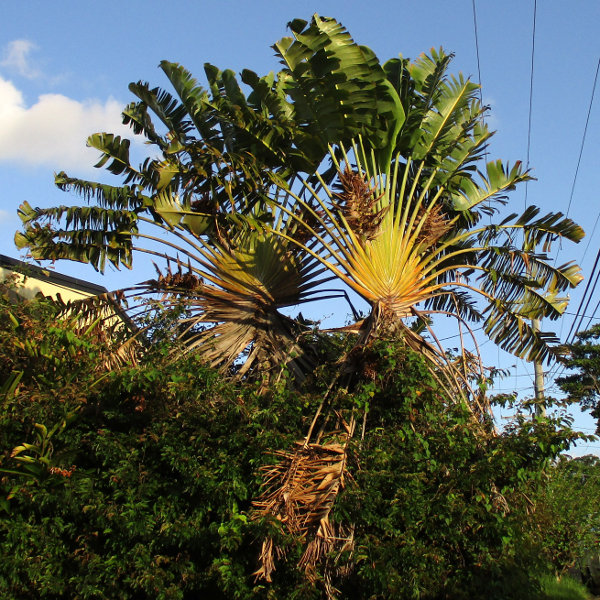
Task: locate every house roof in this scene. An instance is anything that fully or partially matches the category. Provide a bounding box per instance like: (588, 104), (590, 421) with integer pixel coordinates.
(0, 254), (108, 297)
(0, 254), (138, 333)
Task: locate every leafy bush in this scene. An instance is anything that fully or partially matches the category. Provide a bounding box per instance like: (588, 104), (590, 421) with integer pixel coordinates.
(328, 343), (576, 599)
(537, 573), (592, 600)
(0, 345), (301, 597)
(0, 295), (586, 599)
(526, 455), (600, 579)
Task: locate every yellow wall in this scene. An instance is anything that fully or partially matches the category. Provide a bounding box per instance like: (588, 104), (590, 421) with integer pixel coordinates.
(0, 266), (99, 303)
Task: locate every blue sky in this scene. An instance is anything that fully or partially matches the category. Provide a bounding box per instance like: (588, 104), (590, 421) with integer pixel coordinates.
(1, 0), (599, 453)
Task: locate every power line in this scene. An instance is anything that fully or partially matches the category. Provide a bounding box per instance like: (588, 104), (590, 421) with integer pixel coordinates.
(547, 248), (600, 384)
(566, 246), (600, 345)
(524, 0), (537, 209)
(566, 58), (600, 220)
(557, 57), (600, 343)
(471, 0), (483, 106)
(522, 0), (546, 410)
(580, 211), (600, 264)
(439, 326), (484, 342)
(469, 5), (596, 410)
(563, 310), (600, 320)
(582, 294), (600, 331)
(471, 0), (490, 207)
(555, 57), (600, 267)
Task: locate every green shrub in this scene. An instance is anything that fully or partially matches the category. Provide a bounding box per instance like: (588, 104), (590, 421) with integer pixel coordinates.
(527, 455), (600, 577)
(0, 296), (585, 599)
(329, 342), (565, 599)
(537, 574), (592, 600)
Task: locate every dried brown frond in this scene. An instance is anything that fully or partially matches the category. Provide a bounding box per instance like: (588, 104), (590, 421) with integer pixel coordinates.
(332, 168), (387, 242)
(291, 204), (326, 247)
(54, 292), (140, 370)
(413, 203), (450, 247)
(189, 191), (213, 214)
(252, 415), (355, 591)
(152, 263), (202, 292)
(490, 481), (510, 515)
(445, 349), (492, 419)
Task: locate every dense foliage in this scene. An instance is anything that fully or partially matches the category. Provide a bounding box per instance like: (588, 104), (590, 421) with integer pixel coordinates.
(0, 291), (593, 599)
(1, 14), (593, 600)
(557, 324), (600, 433)
(528, 455), (600, 577)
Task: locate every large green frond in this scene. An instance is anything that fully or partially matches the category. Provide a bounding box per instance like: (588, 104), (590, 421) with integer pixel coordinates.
(242, 69), (295, 121)
(15, 201), (137, 272)
(452, 160), (531, 212)
(86, 133), (148, 187)
(125, 82), (192, 148)
(483, 301), (564, 363)
(275, 14), (404, 163)
(411, 74), (480, 161)
(54, 173), (145, 210)
(159, 60), (212, 139)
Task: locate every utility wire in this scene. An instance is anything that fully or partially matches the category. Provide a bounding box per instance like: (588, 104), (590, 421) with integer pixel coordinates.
(524, 0), (537, 209)
(568, 253), (600, 344)
(564, 310), (600, 320)
(548, 253), (600, 385)
(471, 0), (490, 225)
(557, 58), (600, 346)
(550, 57), (600, 387)
(556, 57), (600, 265)
(471, 0), (483, 107)
(523, 0), (545, 409)
(552, 278), (600, 384)
(566, 246), (600, 345)
(581, 211), (600, 264)
(566, 58), (600, 220)
(575, 58), (600, 263)
(582, 294), (600, 331)
(547, 247), (600, 384)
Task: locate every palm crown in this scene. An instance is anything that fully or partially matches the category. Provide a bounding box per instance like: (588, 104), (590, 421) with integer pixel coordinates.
(15, 15), (583, 387)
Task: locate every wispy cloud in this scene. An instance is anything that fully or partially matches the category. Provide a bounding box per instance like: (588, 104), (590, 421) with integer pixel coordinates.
(1, 40), (41, 79)
(0, 209), (12, 223)
(0, 76), (140, 171)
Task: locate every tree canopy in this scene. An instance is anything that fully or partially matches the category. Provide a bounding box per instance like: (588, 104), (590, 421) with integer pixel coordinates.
(15, 15), (583, 388)
(557, 324), (600, 433)
(2, 14), (597, 599)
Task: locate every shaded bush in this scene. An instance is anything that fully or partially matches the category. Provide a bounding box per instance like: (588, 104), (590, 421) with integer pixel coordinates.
(0, 295), (584, 599)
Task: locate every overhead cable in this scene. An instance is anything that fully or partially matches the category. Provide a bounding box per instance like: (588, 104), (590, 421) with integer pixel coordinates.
(566, 58), (600, 220)
(524, 0), (537, 209)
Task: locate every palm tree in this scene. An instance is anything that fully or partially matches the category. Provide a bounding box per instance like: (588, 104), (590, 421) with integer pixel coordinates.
(15, 16), (404, 381)
(14, 15), (585, 594)
(278, 142), (581, 380)
(250, 26), (584, 587)
(254, 143), (582, 590)
(262, 39), (585, 394)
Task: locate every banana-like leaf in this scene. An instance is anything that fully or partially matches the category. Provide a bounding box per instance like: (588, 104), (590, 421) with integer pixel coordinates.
(55, 173), (145, 210)
(87, 133), (148, 187)
(272, 138), (582, 373)
(275, 15), (405, 167)
(452, 160), (530, 211)
(15, 201), (138, 271)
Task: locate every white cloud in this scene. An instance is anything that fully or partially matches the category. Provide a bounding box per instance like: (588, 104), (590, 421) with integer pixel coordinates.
(0, 75), (139, 171)
(1, 40), (41, 79)
(0, 209), (11, 223)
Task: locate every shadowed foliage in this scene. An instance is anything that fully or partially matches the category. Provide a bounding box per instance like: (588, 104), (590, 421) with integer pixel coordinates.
(5, 15), (589, 599)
